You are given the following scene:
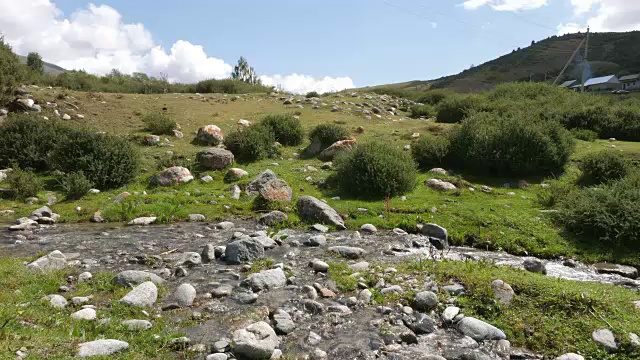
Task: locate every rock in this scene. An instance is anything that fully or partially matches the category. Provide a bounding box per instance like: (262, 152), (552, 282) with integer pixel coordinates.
(112, 270), (165, 287)
(272, 309), (296, 334)
(232, 321), (279, 360)
(457, 317), (506, 341)
(310, 348), (328, 360)
(360, 224), (377, 233)
(90, 211), (104, 223)
(31, 206), (53, 217)
(592, 329), (618, 351)
(225, 168), (249, 181)
(143, 134), (160, 145)
(556, 354), (585, 360)
(523, 258), (547, 274)
(238, 119), (251, 126)
(77, 340), (129, 358)
(121, 319), (153, 330)
(425, 178), (457, 191)
(311, 224), (329, 233)
(201, 244), (217, 262)
(211, 285), (233, 298)
(429, 168), (449, 175)
(113, 192), (131, 203)
(150, 167), (193, 186)
(188, 214), (206, 222)
(304, 235), (326, 247)
(594, 263), (638, 279)
(197, 148), (234, 170)
(201, 175), (214, 182)
(246, 268), (287, 292)
(443, 283), (465, 295)
(195, 125), (224, 146)
(207, 354), (228, 360)
(44, 294), (67, 309)
(422, 223), (448, 249)
(246, 170), (278, 196)
(62, 114), (71, 120)
(71, 308), (97, 321)
(72, 296), (91, 305)
(492, 279), (515, 305)
(258, 211), (288, 226)
(414, 291), (438, 311)
(328, 246), (367, 259)
(404, 313), (435, 334)
(319, 288), (336, 298)
(258, 179), (292, 202)
(173, 284), (197, 307)
(318, 139), (357, 161)
(225, 238), (265, 264)
(78, 272), (93, 282)
(172, 129), (184, 138)
(311, 259), (330, 273)
(358, 289), (372, 303)
(630, 332), (640, 347)
(442, 306), (461, 324)
(307, 331), (322, 346)
(216, 221), (235, 230)
(27, 250), (66, 271)
(121, 281), (158, 307)
(179, 252), (202, 266)
(297, 196), (346, 229)
(127, 217), (157, 226)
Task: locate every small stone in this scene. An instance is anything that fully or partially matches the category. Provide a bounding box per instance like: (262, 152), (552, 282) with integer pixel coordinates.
(121, 319), (152, 330)
(72, 296), (92, 305)
(44, 294), (67, 309)
(71, 308), (97, 321)
(121, 281), (158, 307)
(311, 224), (329, 233)
(555, 354), (585, 360)
(308, 331), (322, 346)
(360, 224), (377, 233)
(414, 291), (438, 311)
(272, 309), (296, 334)
(246, 268), (287, 292)
(173, 283), (197, 307)
(304, 235), (326, 247)
(78, 272), (92, 282)
(358, 289), (372, 304)
(523, 258), (547, 274)
(457, 317), (506, 341)
(491, 279), (515, 305)
(77, 340), (129, 358)
(310, 348), (328, 360)
(592, 329), (618, 351)
(442, 306), (460, 324)
(443, 283), (465, 295)
(188, 214), (206, 222)
(211, 285), (233, 298)
(311, 259), (330, 273)
(232, 321), (279, 360)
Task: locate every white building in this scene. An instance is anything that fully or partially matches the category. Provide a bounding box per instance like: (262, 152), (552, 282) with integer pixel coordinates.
(620, 74), (640, 91)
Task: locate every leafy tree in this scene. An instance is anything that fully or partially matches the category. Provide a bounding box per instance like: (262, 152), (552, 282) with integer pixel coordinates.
(0, 35), (24, 105)
(231, 57), (261, 85)
(26, 52), (44, 75)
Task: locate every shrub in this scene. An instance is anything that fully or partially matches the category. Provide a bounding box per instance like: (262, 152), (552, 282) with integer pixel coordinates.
(0, 36), (25, 106)
(51, 130), (140, 189)
(416, 90), (452, 105)
(0, 115), (72, 170)
(333, 141), (417, 197)
(556, 173), (640, 248)
(409, 104), (435, 118)
(142, 112), (176, 135)
(6, 167), (41, 200)
(59, 171), (94, 200)
(436, 95), (482, 123)
(306, 91), (320, 98)
(570, 128), (598, 142)
(225, 125), (276, 162)
(308, 124), (350, 149)
(578, 151), (628, 185)
(260, 114), (304, 146)
(194, 79), (271, 94)
(448, 112), (574, 176)
(411, 135), (450, 169)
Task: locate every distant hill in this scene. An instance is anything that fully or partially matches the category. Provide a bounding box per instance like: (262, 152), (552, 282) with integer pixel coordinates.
(367, 31), (640, 93)
(18, 55), (66, 75)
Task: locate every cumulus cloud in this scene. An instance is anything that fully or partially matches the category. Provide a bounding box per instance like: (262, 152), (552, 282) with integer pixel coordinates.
(0, 0), (354, 93)
(558, 0), (640, 34)
(462, 0), (548, 11)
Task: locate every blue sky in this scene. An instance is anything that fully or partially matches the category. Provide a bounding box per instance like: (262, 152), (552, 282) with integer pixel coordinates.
(1, 0), (638, 92)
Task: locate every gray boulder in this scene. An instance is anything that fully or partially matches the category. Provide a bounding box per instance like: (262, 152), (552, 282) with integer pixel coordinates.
(112, 270), (165, 287)
(201, 244), (217, 262)
(422, 223), (448, 249)
(414, 291), (438, 311)
(246, 170), (278, 196)
(246, 268), (287, 292)
(328, 246), (366, 259)
(77, 340), (129, 358)
(27, 250), (66, 271)
(196, 148), (234, 170)
(556, 354), (585, 360)
(31, 206), (53, 217)
(127, 217), (157, 226)
(304, 235), (327, 247)
(121, 281), (158, 307)
(594, 263), (638, 279)
(150, 167), (193, 187)
(173, 283), (196, 307)
(232, 321), (279, 360)
(71, 308), (97, 321)
(272, 309), (296, 334)
(297, 196), (346, 229)
(592, 329), (618, 351)
(194, 125), (224, 146)
(492, 279), (515, 305)
(225, 168), (249, 181)
(258, 211), (288, 226)
(121, 319), (153, 330)
(523, 258), (547, 274)
(457, 317), (506, 341)
(225, 238), (265, 264)
(43, 294), (67, 309)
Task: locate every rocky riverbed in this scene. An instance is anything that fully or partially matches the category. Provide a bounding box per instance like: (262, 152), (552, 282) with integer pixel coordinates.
(1, 220), (637, 359)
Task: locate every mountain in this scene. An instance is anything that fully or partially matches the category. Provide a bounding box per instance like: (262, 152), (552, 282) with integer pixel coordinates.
(18, 55), (66, 75)
(368, 31), (640, 93)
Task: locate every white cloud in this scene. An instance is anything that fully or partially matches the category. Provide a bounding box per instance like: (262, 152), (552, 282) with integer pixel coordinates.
(0, 0), (354, 93)
(462, 0), (548, 11)
(559, 0), (640, 33)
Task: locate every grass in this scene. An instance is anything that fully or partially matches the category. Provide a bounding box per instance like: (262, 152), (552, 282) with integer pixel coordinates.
(1, 88), (640, 265)
(0, 259), (185, 359)
(327, 257), (640, 359)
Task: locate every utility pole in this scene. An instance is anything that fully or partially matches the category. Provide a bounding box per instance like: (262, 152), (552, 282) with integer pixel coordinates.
(581, 26), (590, 92)
(553, 38), (586, 86)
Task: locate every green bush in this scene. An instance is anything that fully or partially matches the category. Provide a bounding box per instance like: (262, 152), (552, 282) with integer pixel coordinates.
(306, 91), (320, 98)
(194, 79), (272, 94)
(0, 36), (25, 106)
(570, 128), (598, 142)
(225, 125), (276, 162)
(556, 173), (640, 248)
(436, 95), (482, 123)
(51, 131), (140, 189)
(333, 141), (417, 197)
(409, 104), (435, 118)
(59, 171), (94, 200)
(448, 112), (574, 176)
(0, 115), (72, 170)
(6, 167), (41, 200)
(260, 114), (304, 146)
(416, 90), (452, 105)
(578, 151), (628, 185)
(142, 112), (176, 135)
(411, 135), (450, 169)
(308, 124), (350, 149)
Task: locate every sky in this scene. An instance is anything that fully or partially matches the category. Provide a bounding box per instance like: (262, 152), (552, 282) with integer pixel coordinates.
(1, 0), (639, 93)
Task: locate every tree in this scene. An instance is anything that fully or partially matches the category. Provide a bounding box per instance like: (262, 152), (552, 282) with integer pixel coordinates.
(231, 56), (261, 85)
(0, 36), (24, 105)
(27, 52), (44, 75)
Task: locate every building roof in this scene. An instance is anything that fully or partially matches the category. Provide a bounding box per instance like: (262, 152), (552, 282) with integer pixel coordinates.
(584, 75), (619, 87)
(559, 80), (578, 88)
(619, 74), (640, 82)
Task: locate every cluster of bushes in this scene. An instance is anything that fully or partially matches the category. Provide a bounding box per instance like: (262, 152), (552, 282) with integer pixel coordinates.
(193, 79), (272, 94)
(142, 112), (177, 135)
(0, 115), (140, 198)
(409, 104), (435, 119)
(0, 36), (25, 106)
(308, 124), (350, 149)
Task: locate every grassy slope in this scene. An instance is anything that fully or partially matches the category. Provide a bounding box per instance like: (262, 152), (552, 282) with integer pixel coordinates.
(1, 88), (640, 265)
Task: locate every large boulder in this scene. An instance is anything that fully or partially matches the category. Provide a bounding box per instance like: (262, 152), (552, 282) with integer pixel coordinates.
(246, 170), (276, 195)
(491, 279), (515, 305)
(225, 238), (265, 264)
(258, 211), (288, 226)
(422, 223), (448, 249)
(194, 125), (224, 146)
(120, 281), (158, 307)
(425, 179), (457, 191)
(27, 250), (67, 271)
(232, 321), (279, 360)
(258, 179), (292, 202)
(150, 167), (193, 186)
(297, 196), (345, 229)
(318, 139), (357, 161)
(457, 317), (506, 341)
(196, 148), (234, 170)
(245, 268), (287, 292)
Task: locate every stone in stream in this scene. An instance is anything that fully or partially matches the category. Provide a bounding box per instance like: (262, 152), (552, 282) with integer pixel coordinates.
(77, 339), (129, 358)
(232, 321), (279, 360)
(179, 252), (202, 267)
(492, 279), (515, 305)
(328, 246), (367, 259)
(27, 250), (66, 271)
(303, 235), (326, 247)
(112, 270), (165, 287)
(457, 317), (506, 341)
(225, 238), (265, 264)
(523, 258), (547, 275)
(207, 354), (228, 360)
(121, 319), (153, 330)
(311, 259), (330, 273)
(245, 268), (287, 292)
(272, 309), (296, 334)
(258, 210), (288, 226)
(127, 217), (157, 226)
(297, 196), (346, 229)
(31, 206), (53, 218)
(120, 281), (158, 307)
(414, 291), (438, 311)
(172, 283), (196, 307)
(201, 244), (217, 262)
(43, 294), (67, 309)
(442, 306), (461, 324)
(594, 263), (638, 279)
(422, 223), (448, 249)
(592, 329), (618, 351)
